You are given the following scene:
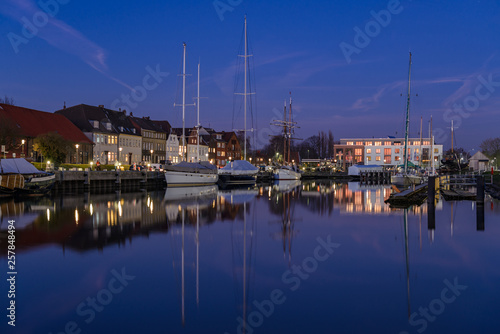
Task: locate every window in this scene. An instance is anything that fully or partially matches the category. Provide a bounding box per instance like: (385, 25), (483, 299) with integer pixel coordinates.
(366, 142), (373, 146)
(222, 143), (225, 148)
(216, 134), (222, 140)
(355, 149), (362, 155)
(376, 156), (381, 161)
(221, 152), (225, 157)
(366, 149), (372, 154)
(384, 148), (391, 155)
(384, 141), (391, 146)
(106, 123), (112, 131)
(375, 141), (382, 146)
(367, 156), (372, 161)
(423, 141), (430, 145)
(347, 141), (354, 145)
(395, 148), (400, 154)
(376, 149), (381, 154)
(413, 141), (420, 145)
(395, 156), (400, 161)
(217, 151), (220, 156)
(356, 141), (363, 146)
(434, 148), (439, 153)
(217, 143), (220, 148)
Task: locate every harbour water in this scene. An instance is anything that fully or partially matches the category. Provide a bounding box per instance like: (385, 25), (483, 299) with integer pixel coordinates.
(1, 181), (499, 333)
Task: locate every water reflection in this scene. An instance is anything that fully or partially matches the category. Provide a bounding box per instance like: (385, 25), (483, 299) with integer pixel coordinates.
(1, 181), (499, 333)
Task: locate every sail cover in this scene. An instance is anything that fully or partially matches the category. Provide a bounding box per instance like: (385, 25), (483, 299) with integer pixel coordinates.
(0, 158), (43, 174)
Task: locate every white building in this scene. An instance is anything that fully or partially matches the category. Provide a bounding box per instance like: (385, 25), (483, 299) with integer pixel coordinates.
(166, 133), (180, 164)
(339, 138), (443, 169)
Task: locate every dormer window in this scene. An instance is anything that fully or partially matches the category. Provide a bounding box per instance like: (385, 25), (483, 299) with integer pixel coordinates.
(132, 128), (136, 134)
(106, 123), (112, 131)
(90, 120), (99, 128)
(119, 126), (124, 132)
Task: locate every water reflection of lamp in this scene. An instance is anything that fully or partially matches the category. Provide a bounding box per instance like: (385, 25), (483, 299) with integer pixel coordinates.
(75, 209), (79, 224)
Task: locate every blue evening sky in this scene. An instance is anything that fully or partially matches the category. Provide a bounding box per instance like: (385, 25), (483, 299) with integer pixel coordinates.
(1, 0), (499, 150)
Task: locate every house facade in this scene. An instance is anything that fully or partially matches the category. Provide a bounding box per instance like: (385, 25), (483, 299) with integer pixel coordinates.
(56, 104), (142, 165)
(129, 116), (166, 163)
(1, 103), (93, 163)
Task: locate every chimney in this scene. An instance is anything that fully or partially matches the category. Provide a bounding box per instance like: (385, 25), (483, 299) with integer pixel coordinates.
(99, 105), (104, 108)
(63, 101), (66, 109)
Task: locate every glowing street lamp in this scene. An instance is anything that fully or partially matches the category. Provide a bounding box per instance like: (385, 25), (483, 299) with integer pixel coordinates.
(75, 144), (79, 164)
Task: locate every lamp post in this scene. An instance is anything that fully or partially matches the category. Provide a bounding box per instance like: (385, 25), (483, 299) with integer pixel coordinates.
(150, 149), (154, 163)
(21, 139), (25, 158)
(75, 144), (79, 164)
(119, 147), (123, 164)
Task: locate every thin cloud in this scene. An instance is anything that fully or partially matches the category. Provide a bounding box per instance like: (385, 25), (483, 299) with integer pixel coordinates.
(1, 0), (133, 90)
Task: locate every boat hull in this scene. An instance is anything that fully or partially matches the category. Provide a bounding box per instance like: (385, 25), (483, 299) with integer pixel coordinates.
(274, 167), (301, 180)
(165, 171), (218, 187)
(391, 174), (422, 187)
(218, 174), (256, 186)
(15, 174), (55, 197)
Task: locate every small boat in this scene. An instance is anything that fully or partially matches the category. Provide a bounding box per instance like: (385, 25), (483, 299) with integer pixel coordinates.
(0, 158), (55, 197)
(274, 165), (301, 180)
(218, 160), (259, 187)
(165, 43), (218, 187)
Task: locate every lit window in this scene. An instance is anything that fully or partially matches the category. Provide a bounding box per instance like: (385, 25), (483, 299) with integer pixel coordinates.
(356, 141), (363, 146)
(347, 142), (354, 145)
(366, 149), (372, 154)
(376, 156), (381, 161)
(375, 141), (382, 146)
(376, 149), (381, 154)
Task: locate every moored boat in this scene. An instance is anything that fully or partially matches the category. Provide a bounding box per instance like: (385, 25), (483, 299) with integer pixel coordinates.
(0, 158), (55, 197)
(218, 160), (259, 186)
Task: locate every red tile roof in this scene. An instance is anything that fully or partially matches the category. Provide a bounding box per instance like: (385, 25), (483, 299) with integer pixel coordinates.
(0, 104), (92, 144)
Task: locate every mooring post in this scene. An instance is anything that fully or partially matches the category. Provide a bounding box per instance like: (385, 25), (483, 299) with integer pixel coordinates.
(476, 175), (485, 203)
(477, 202), (485, 231)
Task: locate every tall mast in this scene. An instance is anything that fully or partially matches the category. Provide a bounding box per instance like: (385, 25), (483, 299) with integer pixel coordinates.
(197, 62), (200, 162)
(235, 16), (255, 161)
(174, 43), (194, 162)
(283, 100), (287, 164)
(451, 120), (454, 153)
(403, 52), (412, 175)
(182, 43), (186, 162)
(288, 94), (292, 165)
(419, 116), (423, 167)
(431, 116), (434, 175)
(244, 16), (247, 160)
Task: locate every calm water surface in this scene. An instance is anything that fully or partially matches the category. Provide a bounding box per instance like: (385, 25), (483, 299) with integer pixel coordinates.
(1, 181), (499, 334)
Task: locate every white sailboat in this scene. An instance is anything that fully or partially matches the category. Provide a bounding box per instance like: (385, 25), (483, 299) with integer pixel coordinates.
(165, 44), (218, 187)
(391, 52), (422, 187)
(219, 16), (259, 186)
(272, 94), (301, 180)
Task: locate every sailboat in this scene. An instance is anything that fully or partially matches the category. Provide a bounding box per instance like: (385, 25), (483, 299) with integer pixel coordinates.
(272, 94), (301, 180)
(164, 44), (218, 187)
(218, 16), (259, 186)
(391, 52), (422, 187)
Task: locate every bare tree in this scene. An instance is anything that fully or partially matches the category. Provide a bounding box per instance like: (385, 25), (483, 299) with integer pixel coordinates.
(0, 96), (15, 105)
(480, 137), (500, 158)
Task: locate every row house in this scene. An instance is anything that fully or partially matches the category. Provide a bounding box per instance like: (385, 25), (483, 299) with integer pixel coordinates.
(56, 104), (141, 165)
(0, 103), (92, 163)
(187, 127), (210, 162)
(338, 138), (443, 169)
(129, 116), (167, 163)
(152, 120), (179, 163)
(207, 131), (241, 168)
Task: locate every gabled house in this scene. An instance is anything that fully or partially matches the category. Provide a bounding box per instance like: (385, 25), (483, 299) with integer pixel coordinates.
(186, 127), (210, 162)
(0, 103), (92, 163)
(469, 151), (490, 171)
(152, 120), (179, 164)
(129, 116), (166, 163)
(56, 104), (141, 165)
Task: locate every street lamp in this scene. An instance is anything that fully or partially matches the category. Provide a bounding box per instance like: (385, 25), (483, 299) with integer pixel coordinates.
(21, 139), (25, 158)
(150, 149), (154, 163)
(119, 147), (122, 163)
(75, 144), (79, 164)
